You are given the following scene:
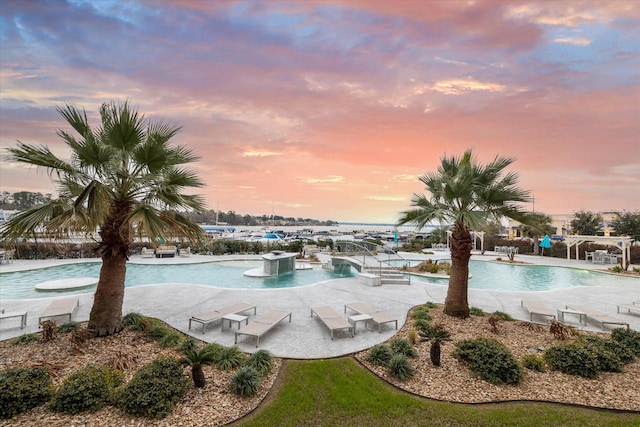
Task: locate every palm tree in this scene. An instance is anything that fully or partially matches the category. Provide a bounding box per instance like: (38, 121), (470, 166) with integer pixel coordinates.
(519, 212), (554, 255)
(419, 324), (451, 366)
(181, 347), (217, 388)
(398, 149), (530, 318)
(1, 101), (205, 336)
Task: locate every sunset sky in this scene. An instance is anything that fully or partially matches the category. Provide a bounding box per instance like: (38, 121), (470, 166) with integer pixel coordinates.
(1, 1), (639, 223)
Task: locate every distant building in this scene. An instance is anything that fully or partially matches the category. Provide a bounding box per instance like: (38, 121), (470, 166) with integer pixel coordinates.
(0, 209), (19, 223)
(507, 211), (623, 240)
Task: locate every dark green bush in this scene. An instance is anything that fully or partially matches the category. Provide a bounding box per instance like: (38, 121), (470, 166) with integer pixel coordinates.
(215, 345), (247, 371)
(365, 344), (393, 367)
(390, 337), (417, 358)
(454, 338), (522, 385)
(144, 323), (171, 340)
(57, 321), (81, 334)
(388, 354), (414, 381)
(412, 318), (430, 331)
(522, 354), (546, 372)
(577, 336), (625, 373)
(0, 367), (53, 419)
(246, 350), (274, 376)
(116, 356), (189, 419)
(411, 306), (432, 321)
(11, 333), (40, 345)
(179, 337), (199, 352)
(122, 312), (149, 331)
(203, 342), (225, 358)
(230, 366), (261, 397)
(543, 342), (598, 379)
(611, 328), (640, 357)
(50, 365), (123, 414)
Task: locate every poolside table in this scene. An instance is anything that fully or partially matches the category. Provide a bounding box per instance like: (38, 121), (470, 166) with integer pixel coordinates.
(348, 314), (373, 334)
(222, 313), (249, 331)
(557, 307), (586, 325)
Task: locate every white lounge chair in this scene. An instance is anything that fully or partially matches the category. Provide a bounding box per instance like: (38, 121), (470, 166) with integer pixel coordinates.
(189, 302), (256, 334)
(1, 308), (27, 329)
(521, 298), (556, 323)
(140, 247), (154, 258)
(39, 296), (79, 325)
(234, 310), (291, 347)
(565, 304), (630, 330)
(344, 302), (397, 333)
(311, 306), (354, 340)
(617, 300), (640, 315)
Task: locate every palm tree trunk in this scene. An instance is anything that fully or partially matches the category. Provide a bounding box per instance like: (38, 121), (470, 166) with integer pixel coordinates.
(430, 342), (441, 366)
(192, 367), (206, 388)
(89, 200), (131, 336)
(444, 223), (472, 318)
(89, 254), (126, 336)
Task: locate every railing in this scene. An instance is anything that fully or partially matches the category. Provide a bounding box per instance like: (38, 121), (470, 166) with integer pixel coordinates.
(334, 241), (411, 285)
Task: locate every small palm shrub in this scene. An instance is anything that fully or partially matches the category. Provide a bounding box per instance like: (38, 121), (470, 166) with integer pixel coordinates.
(419, 324), (451, 367)
(50, 365), (123, 414)
(181, 347), (217, 387)
(247, 350), (274, 375)
(57, 321), (81, 334)
(611, 328), (640, 357)
(116, 356), (189, 419)
(231, 366), (261, 397)
(215, 345), (247, 370)
(365, 344), (393, 367)
(390, 337), (417, 358)
(0, 367), (53, 419)
(454, 337), (522, 385)
(522, 354), (546, 372)
(388, 354), (414, 380)
(543, 342), (598, 379)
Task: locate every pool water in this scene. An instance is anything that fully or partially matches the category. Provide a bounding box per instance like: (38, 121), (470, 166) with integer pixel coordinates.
(0, 260), (355, 300)
(392, 260), (639, 292)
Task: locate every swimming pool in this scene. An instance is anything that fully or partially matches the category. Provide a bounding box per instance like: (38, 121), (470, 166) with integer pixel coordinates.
(393, 259), (639, 292)
(0, 260), (355, 300)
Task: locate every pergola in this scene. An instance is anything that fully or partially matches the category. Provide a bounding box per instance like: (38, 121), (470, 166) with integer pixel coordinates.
(564, 235), (634, 266)
(445, 230), (486, 252)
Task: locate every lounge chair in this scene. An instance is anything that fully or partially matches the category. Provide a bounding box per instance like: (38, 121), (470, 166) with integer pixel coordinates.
(140, 247), (154, 258)
(1, 308), (27, 329)
(565, 304), (630, 330)
(344, 302), (398, 333)
(234, 310), (291, 347)
(39, 296), (79, 325)
(520, 298), (556, 323)
(188, 302), (256, 333)
(310, 306), (354, 340)
(617, 300), (640, 315)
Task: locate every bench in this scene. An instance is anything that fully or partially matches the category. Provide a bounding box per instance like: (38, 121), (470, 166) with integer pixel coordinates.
(39, 297), (79, 325)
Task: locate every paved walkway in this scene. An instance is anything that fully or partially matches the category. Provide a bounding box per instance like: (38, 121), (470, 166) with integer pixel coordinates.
(1, 252), (638, 358)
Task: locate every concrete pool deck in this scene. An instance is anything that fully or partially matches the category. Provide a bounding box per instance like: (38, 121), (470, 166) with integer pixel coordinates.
(1, 252), (639, 358)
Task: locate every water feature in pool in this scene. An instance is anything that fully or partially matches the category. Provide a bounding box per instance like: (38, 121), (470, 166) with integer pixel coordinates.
(0, 260), (355, 300)
(390, 259), (639, 292)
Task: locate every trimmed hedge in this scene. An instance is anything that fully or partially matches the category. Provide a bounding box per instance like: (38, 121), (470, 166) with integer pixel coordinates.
(50, 365), (123, 414)
(0, 367), (53, 419)
(453, 337), (522, 385)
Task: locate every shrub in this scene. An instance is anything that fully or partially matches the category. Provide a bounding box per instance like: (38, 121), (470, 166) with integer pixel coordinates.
(491, 311), (514, 321)
(122, 312), (149, 331)
(215, 345), (247, 370)
(0, 367), (53, 419)
(57, 321), (81, 334)
(423, 302), (438, 309)
(231, 366), (261, 397)
(388, 354), (414, 381)
(390, 338), (417, 358)
(611, 328), (640, 357)
(413, 318), (430, 331)
(159, 332), (183, 348)
(469, 307), (487, 317)
(578, 336), (625, 373)
(411, 306), (432, 321)
(407, 329), (417, 345)
(419, 324), (451, 367)
(144, 323), (171, 340)
(11, 333), (40, 345)
(522, 354), (546, 372)
(247, 350), (274, 375)
(116, 356), (189, 419)
(365, 344), (393, 367)
(181, 347), (217, 388)
(454, 338), (522, 385)
(179, 337), (199, 352)
(202, 341), (226, 357)
(543, 342), (598, 379)
(50, 365), (123, 414)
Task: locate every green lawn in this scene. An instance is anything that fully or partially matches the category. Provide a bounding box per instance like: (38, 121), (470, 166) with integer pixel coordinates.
(233, 357), (639, 427)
